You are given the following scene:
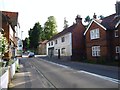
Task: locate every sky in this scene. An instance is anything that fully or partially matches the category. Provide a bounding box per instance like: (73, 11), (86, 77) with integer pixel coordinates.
(0, 0), (118, 40)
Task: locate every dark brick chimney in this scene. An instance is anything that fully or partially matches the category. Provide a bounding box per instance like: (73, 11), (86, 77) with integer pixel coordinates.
(93, 13), (97, 19)
(75, 15), (82, 24)
(115, 1), (120, 16)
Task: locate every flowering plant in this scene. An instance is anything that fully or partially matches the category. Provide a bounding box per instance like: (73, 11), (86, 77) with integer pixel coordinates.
(0, 33), (9, 57)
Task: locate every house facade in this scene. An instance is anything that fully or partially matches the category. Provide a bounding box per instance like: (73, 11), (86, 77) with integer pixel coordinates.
(1, 11), (19, 60)
(84, 13), (120, 61)
(38, 40), (48, 55)
(47, 15), (86, 60)
(47, 39), (55, 57)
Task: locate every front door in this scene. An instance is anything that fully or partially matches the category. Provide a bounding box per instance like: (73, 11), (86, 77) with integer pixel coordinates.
(58, 49), (60, 59)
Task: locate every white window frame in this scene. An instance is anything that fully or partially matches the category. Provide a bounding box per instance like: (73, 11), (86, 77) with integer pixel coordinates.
(51, 41), (53, 45)
(92, 46), (100, 56)
(115, 30), (118, 37)
(61, 48), (65, 54)
(116, 46), (120, 53)
(90, 28), (100, 40)
(55, 40), (57, 44)
(61, 37), (65, 42)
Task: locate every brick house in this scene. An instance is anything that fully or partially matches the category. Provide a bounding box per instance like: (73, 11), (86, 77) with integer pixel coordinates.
(38, 40), (48, 55)
(84, 13), (120, 61)
(1, 11), (18, 60)
(47, 15), (86, 60)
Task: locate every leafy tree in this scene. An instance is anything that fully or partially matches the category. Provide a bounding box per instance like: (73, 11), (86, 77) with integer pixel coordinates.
(43, 16), (58, 40)
(98, 15), (104, 19)
(23, 37), (30, 51)
(84, 15), (91, 23)
(63, 17), (69, 29)
(29, 22), (43, 52)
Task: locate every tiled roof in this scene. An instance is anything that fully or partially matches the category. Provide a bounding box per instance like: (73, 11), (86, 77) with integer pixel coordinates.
(49, 24), (77, 41)
(39, 40), (48, 44)
(101, 13), (119, 30)
(2, 11), (18, 27)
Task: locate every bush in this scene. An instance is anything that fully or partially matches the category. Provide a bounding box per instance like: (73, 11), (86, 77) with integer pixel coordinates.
(0, 62), (4, 67)
(5, 60), (15, 67)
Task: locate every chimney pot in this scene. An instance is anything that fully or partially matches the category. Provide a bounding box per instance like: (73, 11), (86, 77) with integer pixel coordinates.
(75, 15), (82, 24)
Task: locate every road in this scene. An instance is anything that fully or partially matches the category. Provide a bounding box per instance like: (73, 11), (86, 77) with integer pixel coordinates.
(19, 57), (119, 88)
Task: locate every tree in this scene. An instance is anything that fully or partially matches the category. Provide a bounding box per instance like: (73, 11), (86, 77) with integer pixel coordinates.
(29, 22), (43, 52)
(23, 37), (30, 51)
(43, 16), (58, 40)
(84, 15), (91, 23)
(98, 15), (104, 19)
(63, 17), (69, 29)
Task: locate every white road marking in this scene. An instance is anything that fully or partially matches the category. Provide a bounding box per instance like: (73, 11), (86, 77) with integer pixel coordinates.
(42, 59), (120, 84)
(77, 71), (119, 84)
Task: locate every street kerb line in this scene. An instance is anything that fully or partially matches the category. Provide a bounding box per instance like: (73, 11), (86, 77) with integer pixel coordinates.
(42, 58), (120, 84)
(77, 71), (120, 84)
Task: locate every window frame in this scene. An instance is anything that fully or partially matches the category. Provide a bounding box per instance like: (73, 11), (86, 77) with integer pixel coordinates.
(55, 40), (57, 44)
(116, 46), (120, 53)
(115, 30), (118, 37)
(48, 42), (50, 46)
(61, 48), (65, 54)
(92, 46), (100, 56)
(51, 41), (53, 45)
(61, 37), (65, 42)
(90, 28), (100, 40)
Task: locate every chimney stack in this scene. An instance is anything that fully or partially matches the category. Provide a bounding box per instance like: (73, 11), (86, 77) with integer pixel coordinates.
(93, 13), (97, 19)
(115, 1), (120, 16)
(75, 15), (82, 24)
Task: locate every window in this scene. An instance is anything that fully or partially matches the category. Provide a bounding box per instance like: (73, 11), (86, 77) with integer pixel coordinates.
(115, 30), (118, 37)
(92, 46), (100, 56)
(49, 42), (50, 46)
(19, 45), (22, 47)
(55, 49), (58, 54)
(61, 37), (65, 42)
(51, 41), (53, 45)
(61, 48), (65, 54)
(55, 40), (57, 44)
(116, 46), (120, 53)
(90, 28), (100, 40)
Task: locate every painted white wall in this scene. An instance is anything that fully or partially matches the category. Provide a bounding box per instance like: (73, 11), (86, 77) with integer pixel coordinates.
(9, 25), (13, 38)
(46, 40), (55, 55)
(54, 33), (72, 56)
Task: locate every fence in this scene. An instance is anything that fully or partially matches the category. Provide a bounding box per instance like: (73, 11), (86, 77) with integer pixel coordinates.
(0, 58), (19, 89)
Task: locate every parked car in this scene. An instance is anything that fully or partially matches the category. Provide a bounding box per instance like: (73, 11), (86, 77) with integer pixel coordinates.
(28, 52), (35, 57)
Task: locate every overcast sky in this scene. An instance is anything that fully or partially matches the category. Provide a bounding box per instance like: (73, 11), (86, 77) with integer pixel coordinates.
(0, 0), (118, 40)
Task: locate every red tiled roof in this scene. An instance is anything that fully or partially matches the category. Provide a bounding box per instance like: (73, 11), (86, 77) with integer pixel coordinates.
(2, 11), (18, 27)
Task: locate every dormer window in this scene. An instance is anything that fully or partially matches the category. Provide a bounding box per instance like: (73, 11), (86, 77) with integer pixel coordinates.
(90, 28), (100, 40)
(115, 30), (118, 37)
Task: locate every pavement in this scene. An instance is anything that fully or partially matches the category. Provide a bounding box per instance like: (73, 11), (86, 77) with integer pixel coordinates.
(8, 58), (46, 88)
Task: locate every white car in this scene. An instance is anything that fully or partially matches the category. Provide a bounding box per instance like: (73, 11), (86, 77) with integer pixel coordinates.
(28, 52), (35, 57)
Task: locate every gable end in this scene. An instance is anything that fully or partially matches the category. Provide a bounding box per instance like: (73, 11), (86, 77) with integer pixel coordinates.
(84, 20), (106, 35)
